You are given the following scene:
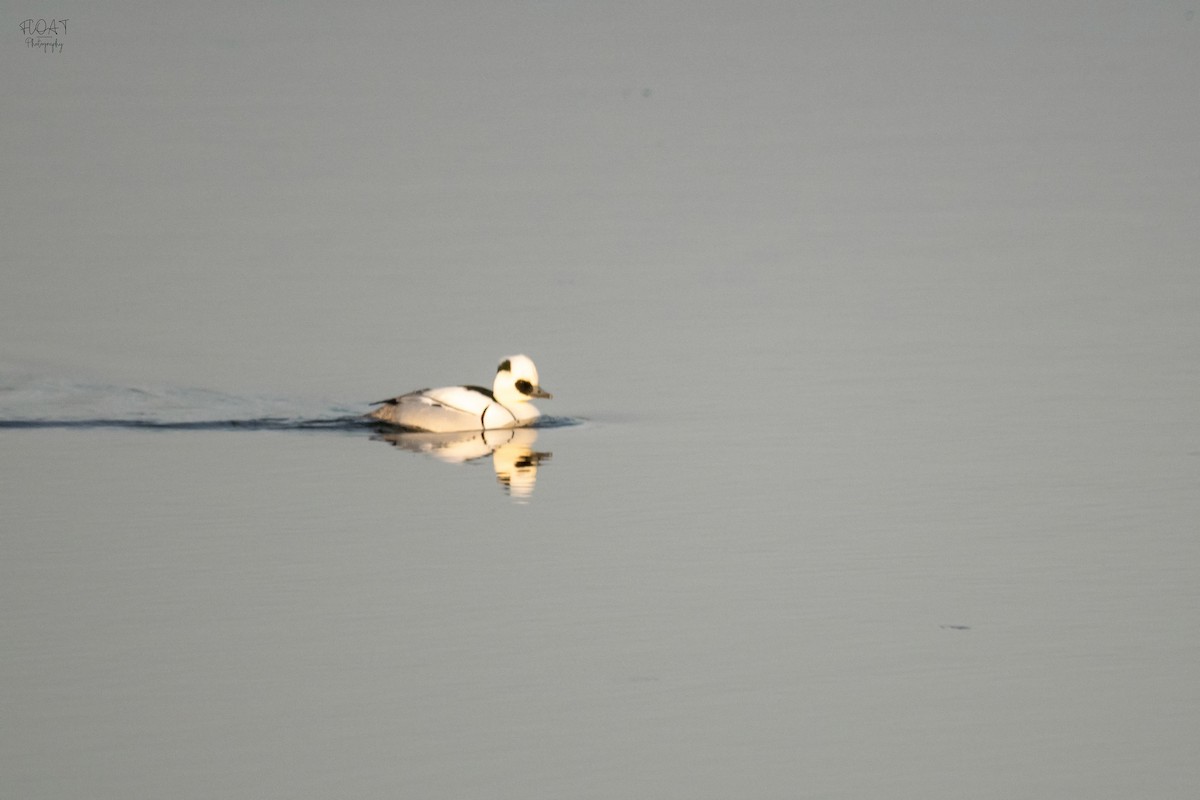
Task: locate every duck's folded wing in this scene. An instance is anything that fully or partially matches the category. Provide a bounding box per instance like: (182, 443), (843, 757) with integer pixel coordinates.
(367, 386), (491, 431)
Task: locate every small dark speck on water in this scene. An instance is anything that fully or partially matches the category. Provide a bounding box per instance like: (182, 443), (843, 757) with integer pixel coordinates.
(940, 625), (971, 630)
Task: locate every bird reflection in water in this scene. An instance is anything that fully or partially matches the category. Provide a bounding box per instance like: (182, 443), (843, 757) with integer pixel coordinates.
(370, 426), (551, 501)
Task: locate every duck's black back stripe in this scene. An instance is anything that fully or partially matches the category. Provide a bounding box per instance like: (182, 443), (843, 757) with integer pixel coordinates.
(462, 385), (496, 400)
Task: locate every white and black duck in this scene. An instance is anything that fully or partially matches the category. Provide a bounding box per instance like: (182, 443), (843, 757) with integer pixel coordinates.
(367, 354), (552, 433)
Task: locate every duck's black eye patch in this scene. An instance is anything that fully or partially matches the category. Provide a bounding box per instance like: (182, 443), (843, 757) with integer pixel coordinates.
(497, 359), (512, 373)
(515, 379), (534, 395)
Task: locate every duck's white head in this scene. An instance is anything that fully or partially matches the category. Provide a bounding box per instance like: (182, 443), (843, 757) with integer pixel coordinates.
(492, 354), (552, 408)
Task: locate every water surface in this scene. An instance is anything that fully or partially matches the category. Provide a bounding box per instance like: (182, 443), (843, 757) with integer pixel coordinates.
(3, 3), (1199, 798)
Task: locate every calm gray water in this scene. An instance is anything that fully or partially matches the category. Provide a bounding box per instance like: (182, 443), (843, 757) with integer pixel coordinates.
(3, 3), (1199, 798)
